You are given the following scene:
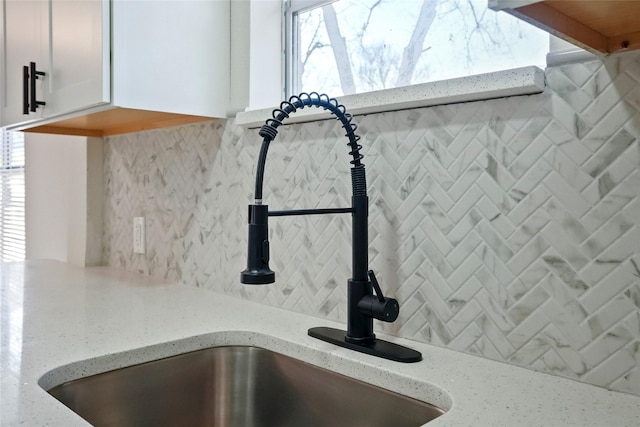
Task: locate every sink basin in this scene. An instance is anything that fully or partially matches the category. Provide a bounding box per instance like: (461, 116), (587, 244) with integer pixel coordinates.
(46, 346), (445, 427)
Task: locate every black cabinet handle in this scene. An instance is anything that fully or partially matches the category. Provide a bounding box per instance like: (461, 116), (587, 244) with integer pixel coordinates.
(23, 66), (29, 115)
(29, 62), (46, 113)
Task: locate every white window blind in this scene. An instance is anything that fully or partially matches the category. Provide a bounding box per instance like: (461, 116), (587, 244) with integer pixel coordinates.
(0, 129), (25, 262)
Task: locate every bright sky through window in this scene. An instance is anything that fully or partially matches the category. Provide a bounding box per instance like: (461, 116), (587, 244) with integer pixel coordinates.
(291, 0), (549, 96)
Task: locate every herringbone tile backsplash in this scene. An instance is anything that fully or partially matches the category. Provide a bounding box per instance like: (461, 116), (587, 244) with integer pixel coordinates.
(104, 53), (640, 395)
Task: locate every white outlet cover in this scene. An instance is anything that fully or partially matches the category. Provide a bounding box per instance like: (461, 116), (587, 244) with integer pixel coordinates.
(133, 217), (145, 254)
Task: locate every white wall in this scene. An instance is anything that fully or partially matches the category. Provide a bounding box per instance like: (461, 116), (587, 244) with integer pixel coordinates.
(228, 0), (282, 114)
(25, 133), (103, 266)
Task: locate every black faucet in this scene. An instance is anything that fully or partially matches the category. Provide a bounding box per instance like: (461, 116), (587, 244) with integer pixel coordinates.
(241, 93), (421, 363)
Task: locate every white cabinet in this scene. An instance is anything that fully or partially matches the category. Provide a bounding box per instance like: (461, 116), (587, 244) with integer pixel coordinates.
(47, 0), (110, 117)
(112, 0), (227, 118)
(2, 0), (230, 136)
(1, 0), (109, 127)
(2, 0), (49, 125)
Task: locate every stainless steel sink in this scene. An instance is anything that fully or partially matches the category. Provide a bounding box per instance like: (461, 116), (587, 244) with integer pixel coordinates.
(47, 346), (444, 427)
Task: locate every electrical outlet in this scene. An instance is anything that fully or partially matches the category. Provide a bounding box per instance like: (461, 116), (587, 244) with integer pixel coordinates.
(133, 217), (145, 254)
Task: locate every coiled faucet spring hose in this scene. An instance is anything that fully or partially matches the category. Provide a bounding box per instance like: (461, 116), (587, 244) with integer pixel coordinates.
(254, 92), (366, 201)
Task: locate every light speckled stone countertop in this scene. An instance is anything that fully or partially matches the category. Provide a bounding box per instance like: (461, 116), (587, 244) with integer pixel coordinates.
(1, 261), (638, 426)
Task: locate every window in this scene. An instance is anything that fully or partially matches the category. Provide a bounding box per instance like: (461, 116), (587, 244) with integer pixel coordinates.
(287, 0), (549, 97)
(0, 130), (25, 262)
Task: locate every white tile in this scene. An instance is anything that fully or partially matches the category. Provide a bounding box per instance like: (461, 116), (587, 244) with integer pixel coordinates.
(507, 306), (550, 350)
(506, 235), (550, 276)
(448, 275), (483, 310)
(509, 116), (553, 155)
(540, 348), (580, 379)
(507, 185), (551, 225)
(448, 322), (483, 352)
(582, 74), (638, 126)
(544, 171), (592, 218)
(447, 253), (482, 291)
(418, 218), (454, 259)
(507, 286), (550, 325)
(474, 288), (515, 333)
(508, 260), (549, 300)
(476, 197), (517, 238)
(544, 198), (589, 244)
(476, 220), (514, 263)
(541, 269), (588, 306)
(510, 156), (553, 196)
(475, 126), (517, 168)
(447, 300), (483, 335)
(541, 251), (589, 294)
(509, 336), (549, 366)
(580, 260), (639, 313)
(475, 314), (516, 358)
(580, 213), (634, 259)
(447, 164), (483, 201)
(541, 323), (589, 374)
(582, 325), (636, 376)
(580, 171), (638, 232)
(545, 146), (593, 191)
(447, 209), (482, 246)
(582, 129), (637, 179)
(447, 120), (484, 158)
(447, 184), (484, 223)
(422, 173), (455, 212)
(540, 222), (589, 270)
(624, 85), (640, 111)
(546, 67), (593, 113)
(475, 245), (515, 288)
(446, 230), (482, 269)
(586, 296), (636, 341)
(609, 364), (640, 395)
(546, 122), (592, 165)
(476, 173), (515, 215)
(419, 235), (454, 278)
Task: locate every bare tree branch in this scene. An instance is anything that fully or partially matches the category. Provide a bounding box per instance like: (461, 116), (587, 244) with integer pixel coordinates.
(358, 43), (398, 91)
(463, 0), (511, 67)
(396, 0), (437, 87)
(358, 0), (383, 38)
(300, 16), (328, 74)
(322, 4), (356, 95)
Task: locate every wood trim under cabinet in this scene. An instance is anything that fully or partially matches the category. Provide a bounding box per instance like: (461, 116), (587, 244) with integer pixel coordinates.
(509, 1), (640, 55)
(24, 107), (214, 137)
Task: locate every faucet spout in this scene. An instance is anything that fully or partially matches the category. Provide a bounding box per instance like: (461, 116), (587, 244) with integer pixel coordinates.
(241, 92), (421, 363)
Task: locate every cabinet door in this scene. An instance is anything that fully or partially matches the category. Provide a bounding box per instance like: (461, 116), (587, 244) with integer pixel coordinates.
(112, 0), (230, 117)
(2, 0), (48, 127)
(47, 0), (110, 117)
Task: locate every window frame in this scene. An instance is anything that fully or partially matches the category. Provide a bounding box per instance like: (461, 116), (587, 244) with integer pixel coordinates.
(234, 0), (594, 126)
(287, 0), (553, 97)
(285, 0), (336, 98)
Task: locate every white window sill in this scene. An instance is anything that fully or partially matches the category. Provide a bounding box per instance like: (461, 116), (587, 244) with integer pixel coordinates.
(235, 66), (545, 128)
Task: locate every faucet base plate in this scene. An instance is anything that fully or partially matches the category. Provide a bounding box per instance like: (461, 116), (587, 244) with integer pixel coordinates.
(308, 327), (422, 363)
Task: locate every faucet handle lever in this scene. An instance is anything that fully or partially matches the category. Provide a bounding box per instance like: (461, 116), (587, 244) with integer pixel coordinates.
(367, 270), (385, 302)
(359, 270), (399, 323)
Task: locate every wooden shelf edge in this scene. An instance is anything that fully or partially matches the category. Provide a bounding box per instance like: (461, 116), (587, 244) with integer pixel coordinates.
(24, 126), (106, 137)
(493, 1), (640, 56)
(513, 2), (608, 55)
(99, 114), (214, 136)
(23, 108), (216, 137)
(607, 31), (640, 55)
